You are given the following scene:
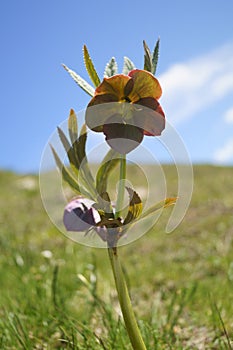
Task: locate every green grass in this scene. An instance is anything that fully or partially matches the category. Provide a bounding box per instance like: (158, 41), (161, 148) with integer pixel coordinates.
(0, 165), (233, 349)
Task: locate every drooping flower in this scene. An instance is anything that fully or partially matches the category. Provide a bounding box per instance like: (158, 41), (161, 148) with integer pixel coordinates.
(85, 69), (165, 153)
(63, 197), (100, 232)
(63, 197), (122, 245)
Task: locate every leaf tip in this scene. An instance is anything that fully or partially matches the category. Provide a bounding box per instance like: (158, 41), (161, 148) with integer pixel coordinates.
(69, 108), (75, 116)
(62, 63), (69, 71)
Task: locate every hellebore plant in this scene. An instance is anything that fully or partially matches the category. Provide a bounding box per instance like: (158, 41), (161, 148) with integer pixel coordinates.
(52, 39), (176, 350)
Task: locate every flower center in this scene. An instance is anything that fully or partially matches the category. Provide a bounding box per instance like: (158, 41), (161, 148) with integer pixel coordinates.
(124, 96), (131, 103)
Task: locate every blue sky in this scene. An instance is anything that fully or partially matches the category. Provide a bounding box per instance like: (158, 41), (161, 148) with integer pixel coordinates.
(1, 0), (233, 172)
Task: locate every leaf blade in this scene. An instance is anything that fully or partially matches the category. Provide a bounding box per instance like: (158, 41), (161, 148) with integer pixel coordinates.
(50, 145), (81, 193)
(68, 109), (78, 146)
(122, 56), (136, 75)
(152, 38), (160, 75)
(73, 124), (96, 196)
(62, 64), (95, 96)
(104, 57), (118, 77)
(83, 45), (101, 87)
(140, 197), (177, 220)
(143, 40), (153, 73)
(57, 127), (79, 170)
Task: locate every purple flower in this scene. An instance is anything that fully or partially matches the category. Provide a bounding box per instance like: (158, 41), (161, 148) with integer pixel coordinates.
(63, 197), (100, 232)
(63, 197), (122, 245)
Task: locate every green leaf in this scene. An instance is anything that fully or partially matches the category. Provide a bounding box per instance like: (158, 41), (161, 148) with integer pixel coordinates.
(139, 197), (177, 220)
(50, 145), (80, 193)
(104, 57), (118, 77)
(68, 109), (78, 146)
(122, 56), (136, 75)
(83, 45), (101, 87)
(152, 38), (160, 75)
(96, 149), (121, 195)
(73, 124), (96, 195)
(75, 124), (87, 165)
(123, 187), (142, 225)
(62, 64), (95, 96)
(143, 40), (153, 73)
(57, 127), (79, 171)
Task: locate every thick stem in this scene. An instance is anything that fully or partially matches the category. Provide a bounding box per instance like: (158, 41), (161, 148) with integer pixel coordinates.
(115, 154), (126, 218)
(108, 248), (147, 350)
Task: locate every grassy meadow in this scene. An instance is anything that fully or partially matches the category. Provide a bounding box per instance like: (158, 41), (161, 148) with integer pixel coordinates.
(0, 165), (233, 349)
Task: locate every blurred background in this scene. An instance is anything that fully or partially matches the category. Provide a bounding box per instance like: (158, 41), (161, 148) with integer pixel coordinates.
(1, 0), (233, 172)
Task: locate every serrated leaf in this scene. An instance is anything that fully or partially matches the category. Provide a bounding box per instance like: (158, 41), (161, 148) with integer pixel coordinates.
(83, 45), (101, 87)
(143, 40), (153, 73)
(152, 38), (160, 75)
(123, 187), (142, 225)
(139, 197), (177, 220)
(96, 149), (121, 195)
(122, 56), (136, 75)
(62, 64), (95, 96)
(68, 109), (78, 146)
(50, 145), (80, 193)
(104, 57), (118, 77)
(57, 127), (79, 171)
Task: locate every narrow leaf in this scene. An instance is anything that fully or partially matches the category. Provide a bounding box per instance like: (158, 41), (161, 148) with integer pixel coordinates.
(57, 127), (71, 153)
(104, 57), (118, 77)
(96, 149), (121, 195)
(143, 40), (153, 73)
(73, 124), (95, 194)
(123, 187), (143, 225)
(75, 124), (87, 165)
(68, 109), (78, 146)
(62, 64), (94, 96)
(152, 38), (160, 75)
(122, 56), (136, 75)
(83, 45), (101, 87)
(140, 197), (177, 220)
(50, 145), (80, 193)
(57, 127), (79, 170)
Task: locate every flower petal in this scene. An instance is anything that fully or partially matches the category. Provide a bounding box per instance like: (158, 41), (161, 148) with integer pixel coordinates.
(132, 102), (165, 136)
(136, 97), (160, 110)
(63, 198), (100, 231)
(85, 100), (122, 132)
(103, 114), (144, 154)
(127, 69), (162, 101)
(95, 74), (131, 100)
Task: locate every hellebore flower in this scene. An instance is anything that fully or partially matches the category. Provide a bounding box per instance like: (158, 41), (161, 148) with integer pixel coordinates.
(63, 197), (100, 232)
(63, 197), (122, 245)
(85, 69), (165, 153)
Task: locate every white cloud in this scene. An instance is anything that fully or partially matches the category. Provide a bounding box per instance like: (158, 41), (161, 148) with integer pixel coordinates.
(224, 107), (233, 124)
(213, 138), (233, 163)
(158, 42), (233, 124)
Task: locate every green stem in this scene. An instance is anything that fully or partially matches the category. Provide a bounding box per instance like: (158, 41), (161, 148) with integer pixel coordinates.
(108, 248), (147, 350)
(115, 154), (126, 218)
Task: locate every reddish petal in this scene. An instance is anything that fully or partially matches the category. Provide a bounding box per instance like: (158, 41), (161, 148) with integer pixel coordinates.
(86, 96), (120, 132)
(132, 102), (165, 136)
(103, 114), (144, 154)
(136, 97), (160, 110)
(128, 69), (162, 102)
(88, 94), (118, 106)
(142, 110), (165, 136)
(95, 74), (131, 100)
